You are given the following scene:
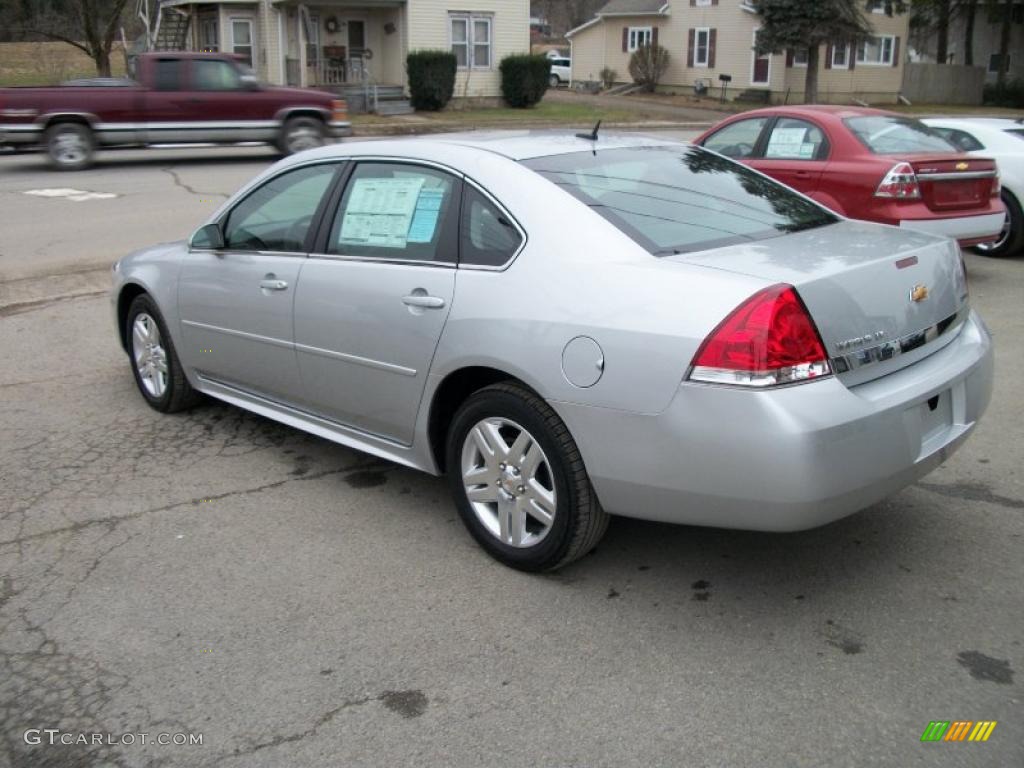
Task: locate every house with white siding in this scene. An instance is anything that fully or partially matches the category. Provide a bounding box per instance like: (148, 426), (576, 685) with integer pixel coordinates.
(147, 0), (528, 106)
(566, 0), (909, 104)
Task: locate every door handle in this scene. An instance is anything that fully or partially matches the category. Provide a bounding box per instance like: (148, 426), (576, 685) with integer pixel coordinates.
(794, 170), (813, 179)
(259, 279), (289, 291)
(402, 294), (445, 309)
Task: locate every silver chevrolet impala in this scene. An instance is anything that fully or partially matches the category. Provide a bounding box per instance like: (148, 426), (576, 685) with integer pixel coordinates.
(111, 133), (994, 571)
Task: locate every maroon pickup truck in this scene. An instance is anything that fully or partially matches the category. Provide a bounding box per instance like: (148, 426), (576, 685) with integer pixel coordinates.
(0, 52), (351, 170)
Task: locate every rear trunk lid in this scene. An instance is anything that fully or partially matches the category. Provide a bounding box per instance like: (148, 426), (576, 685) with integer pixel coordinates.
(670, 220), (969, 386)
(903, 154), (998, 213)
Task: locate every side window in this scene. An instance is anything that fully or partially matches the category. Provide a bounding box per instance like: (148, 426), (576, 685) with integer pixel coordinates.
(460, 186), (523, 268)
(763, 118), (829, 160)
(193, 59), (242, 91)
(930, 127), (985, 152)
(223, 164), (336, 252)
(328, 163), (459, 262)
(153, 59), (183, 91)
(702, 117), (769, 158)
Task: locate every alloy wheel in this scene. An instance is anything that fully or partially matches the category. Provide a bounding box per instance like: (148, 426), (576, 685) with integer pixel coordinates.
(132, 313), (169, 398)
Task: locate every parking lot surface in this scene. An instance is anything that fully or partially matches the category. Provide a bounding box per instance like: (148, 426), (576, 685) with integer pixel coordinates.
(1, 141), (1022, 767)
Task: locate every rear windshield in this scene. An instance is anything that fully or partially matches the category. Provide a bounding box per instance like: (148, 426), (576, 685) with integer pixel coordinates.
(521, 145), (837, 255)
(844, 116), (958, 155)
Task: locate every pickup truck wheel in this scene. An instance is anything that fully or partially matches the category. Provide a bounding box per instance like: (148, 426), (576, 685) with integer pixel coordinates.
(46, 122), (94, 171)
(549, 74), (560, 88)
(279, 117), (325, 155)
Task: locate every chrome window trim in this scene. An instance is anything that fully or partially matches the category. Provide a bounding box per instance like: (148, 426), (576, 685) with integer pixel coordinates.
(307, 252), (455, 269)
(830, 306), (968, 374)
(915, 170), (997, 181)
(458, 176), (528, 272)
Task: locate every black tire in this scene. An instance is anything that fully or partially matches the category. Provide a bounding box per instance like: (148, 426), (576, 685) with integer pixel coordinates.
(973, 191), (1024, 258)
(125, 294), (201, 413)
(45, 122), (94, 171)
(446, 381), (609, 571)
(549, 74), (560, 88)
(277, 116), (326, 155)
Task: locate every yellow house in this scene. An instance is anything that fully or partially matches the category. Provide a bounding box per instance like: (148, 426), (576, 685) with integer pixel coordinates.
(146, 0), (529, 108)
(566, 0), (910, 104)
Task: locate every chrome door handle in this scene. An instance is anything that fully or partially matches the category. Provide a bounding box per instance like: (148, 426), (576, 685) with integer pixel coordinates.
(259, 279), (289, 291)
(402, 294), (445, 309)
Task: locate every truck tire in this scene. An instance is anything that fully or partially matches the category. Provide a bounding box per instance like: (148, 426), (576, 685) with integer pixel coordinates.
(278, 117), (325, 155)
(45, 122), (94, 171)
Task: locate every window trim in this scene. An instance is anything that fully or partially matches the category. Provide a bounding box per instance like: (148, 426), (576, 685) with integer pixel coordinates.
(761, 117), (831, 162)
(449, 12), (493, 70)
(988, 53), (1010, 74)
(458, 176), (528, 271)
(857, 34), (895, 66)
(694, 27), (711, 68)
(627, 26), (653, 52)
(831, 42), (851, 70)
(229, 17), (255, 67)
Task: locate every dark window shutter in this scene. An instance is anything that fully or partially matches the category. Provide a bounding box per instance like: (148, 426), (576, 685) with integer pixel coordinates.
(892, 36), (900, 66)
(690, 0), (696, 6)
(652, 27), (659, 48)
(708, 29), (716, 68)
(849, 42), (856, 70)
(825, 44), (833, 69)
(687, 28), (695, 67)
(622, 27), (628, 53)
(785, 49), (793, 68)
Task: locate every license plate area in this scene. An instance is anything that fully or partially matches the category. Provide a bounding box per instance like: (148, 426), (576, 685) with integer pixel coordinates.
(924, 179), (985, 210)
(915, 389), (953, 459)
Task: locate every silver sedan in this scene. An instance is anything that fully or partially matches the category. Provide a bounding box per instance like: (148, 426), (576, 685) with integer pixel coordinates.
(111, 133), (994, 571)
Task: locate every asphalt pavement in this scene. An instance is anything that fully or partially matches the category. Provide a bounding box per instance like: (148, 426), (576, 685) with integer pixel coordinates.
(0, 139), (1021, 768)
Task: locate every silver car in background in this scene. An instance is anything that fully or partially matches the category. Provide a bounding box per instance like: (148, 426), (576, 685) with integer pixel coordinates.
(111, 133), (994, 571)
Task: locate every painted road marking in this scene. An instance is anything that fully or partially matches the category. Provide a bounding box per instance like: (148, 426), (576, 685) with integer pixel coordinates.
(24, 188), (118, 202)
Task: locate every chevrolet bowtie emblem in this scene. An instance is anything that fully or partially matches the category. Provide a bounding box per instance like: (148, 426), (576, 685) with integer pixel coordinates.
(910, 284), (930, 302)
(955, 161), (969, 171)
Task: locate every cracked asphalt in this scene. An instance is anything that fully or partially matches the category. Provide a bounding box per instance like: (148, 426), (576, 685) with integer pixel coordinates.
(1, 145), (1022, 767)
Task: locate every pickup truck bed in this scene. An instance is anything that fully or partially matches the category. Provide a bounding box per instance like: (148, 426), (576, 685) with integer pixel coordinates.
(0, 52), (351, 170)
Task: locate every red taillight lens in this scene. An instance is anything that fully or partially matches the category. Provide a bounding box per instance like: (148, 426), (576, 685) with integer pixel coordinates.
(992, 170), (1001, 197)
(874, 161), (921, 200)
(688, 284), (831, 387)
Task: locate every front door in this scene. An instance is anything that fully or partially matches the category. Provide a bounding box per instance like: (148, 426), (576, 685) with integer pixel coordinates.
(293, 161), (462, 444)
(178, 162), (340, 403)
(752, 30), (770, 84)
(751, 117), (830, 196)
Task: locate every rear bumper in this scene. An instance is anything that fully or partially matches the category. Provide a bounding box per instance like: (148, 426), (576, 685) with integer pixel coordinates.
(327, 120), (353, 139)
(899, 211), (1005, 245)
(554, 310), (993, 531)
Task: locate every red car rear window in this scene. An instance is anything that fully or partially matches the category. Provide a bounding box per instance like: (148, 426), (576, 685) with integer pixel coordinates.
(844, 116), (959, 155)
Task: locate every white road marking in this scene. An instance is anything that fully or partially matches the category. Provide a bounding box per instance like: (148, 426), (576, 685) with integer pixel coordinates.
(24, 188), (119, 202)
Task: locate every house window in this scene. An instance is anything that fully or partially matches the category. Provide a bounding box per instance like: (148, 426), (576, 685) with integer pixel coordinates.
(988, 53), (1010, 73)
(857, 35), (894, 65)
(199, 17), (218, 52)
(306, 14), (320, 67)
(867, 0), (886, 13)
(450, 13), (492, 69)
(831, 43), (851, 69)
(792, 48), (808, 67)
(695, 0), (713, 6)
(628, 26), (652, 52)
(230, 19), (253, 67)
(694, 27), (710, 67)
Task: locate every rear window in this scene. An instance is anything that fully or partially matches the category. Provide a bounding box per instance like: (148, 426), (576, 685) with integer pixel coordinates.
(844, 116), (958, 154)
(522, 145), (837, 255)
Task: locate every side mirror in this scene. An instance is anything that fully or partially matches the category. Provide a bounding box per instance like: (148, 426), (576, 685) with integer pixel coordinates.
(240, 73), (260, 91)
(191, 223), (225, 250)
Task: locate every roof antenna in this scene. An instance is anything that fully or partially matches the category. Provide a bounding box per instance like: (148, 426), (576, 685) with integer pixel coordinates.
(576, 120), (601, 141)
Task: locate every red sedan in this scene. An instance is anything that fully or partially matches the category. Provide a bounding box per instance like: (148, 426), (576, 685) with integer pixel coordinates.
(694, 106), (1004, 247)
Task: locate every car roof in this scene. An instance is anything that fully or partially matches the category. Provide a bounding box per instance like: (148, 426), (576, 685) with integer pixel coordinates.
(731, 104), (901, 121)
(922, 117), (1024, 129)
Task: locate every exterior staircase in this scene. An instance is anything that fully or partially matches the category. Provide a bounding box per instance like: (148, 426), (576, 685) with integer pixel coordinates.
(733, 88), (771, 104)
(154, 6), (191, 51)
(336, 83), (413, 116)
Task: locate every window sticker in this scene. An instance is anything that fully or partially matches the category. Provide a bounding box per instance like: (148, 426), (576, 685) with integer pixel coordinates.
(339, 177), (424, 248)
(765, 127), (809, 158)
(407, 188), (445, 243)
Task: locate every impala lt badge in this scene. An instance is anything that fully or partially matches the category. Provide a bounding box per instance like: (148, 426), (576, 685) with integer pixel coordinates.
(835, 330), (886, 352)
(911, 284), (930, 303)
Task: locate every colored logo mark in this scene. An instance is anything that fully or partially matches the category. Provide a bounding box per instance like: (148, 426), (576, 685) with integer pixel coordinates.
(921, 720), (997, 742)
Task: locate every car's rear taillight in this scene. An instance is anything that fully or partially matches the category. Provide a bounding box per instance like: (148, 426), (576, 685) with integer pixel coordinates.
(874, 162), (921, 200)
(331, 99), (348, 122)
(992, 170), (1001, 197)
(688, 284), (831, 387)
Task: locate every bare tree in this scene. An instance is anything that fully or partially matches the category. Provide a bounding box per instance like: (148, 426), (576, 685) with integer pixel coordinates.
(26, 0), (132, 76)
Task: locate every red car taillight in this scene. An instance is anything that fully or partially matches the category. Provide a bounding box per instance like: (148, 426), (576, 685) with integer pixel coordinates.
(688, 284), (832, 387)
(992, 170), (1001, 197)
(874, 161), (921, 200)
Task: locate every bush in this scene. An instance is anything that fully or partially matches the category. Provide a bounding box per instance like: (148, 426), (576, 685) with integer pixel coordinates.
(628, 44), (670, 93)
(983, 79), (1024, 108)
(499, 54), (551, 108)
(406, 50), (457, 111)
(599, 67), (617, 89)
